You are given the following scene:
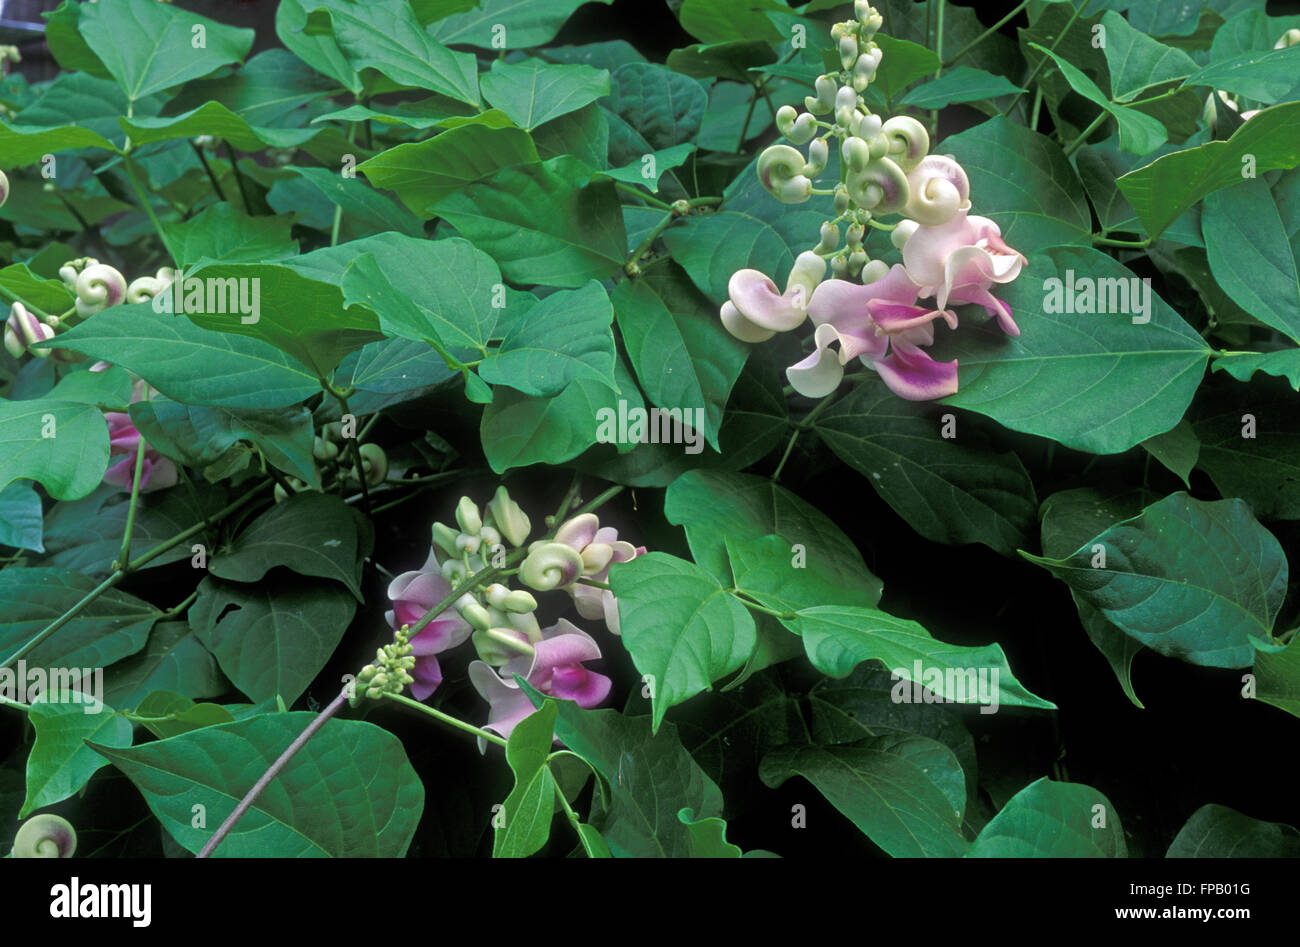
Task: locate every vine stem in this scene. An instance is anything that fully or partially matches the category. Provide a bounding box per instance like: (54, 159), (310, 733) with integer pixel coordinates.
(613, 181), (672, 210)
(772, 393), (837, 481)
(0, 481), (271, 672)
(1062, 111), (1109, 156)
(113, 434), (149, 570)
(1001, 0), (1085, 118)
(197, 690), (350, 858)
(121, 152), (179, 267)
(383, 692), (508, 747)
(942, 0), (1030, 66)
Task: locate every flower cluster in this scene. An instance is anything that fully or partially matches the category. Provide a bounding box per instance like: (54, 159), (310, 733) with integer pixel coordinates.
(718, 1), (1025, 402)
(372, 489), (643, 741)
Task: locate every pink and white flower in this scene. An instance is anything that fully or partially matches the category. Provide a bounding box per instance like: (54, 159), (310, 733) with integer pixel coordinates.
(898, 209), (1026, 336)
(788, 263), (959, 401)
(385, 548), (473, 700)
(468, 619), (612, 740)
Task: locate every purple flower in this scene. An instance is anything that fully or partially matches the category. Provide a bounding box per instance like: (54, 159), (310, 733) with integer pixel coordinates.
(468, 619), (612, 740)
(385, 548), (472, 700)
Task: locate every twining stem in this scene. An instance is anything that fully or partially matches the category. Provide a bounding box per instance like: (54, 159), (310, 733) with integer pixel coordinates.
(773, 393), (837, 481)
(113, 435), (149, 571)
(1062, 111), (1109, 156)
(1001, 0), (1085, 118)
(384, 692), (508, 748)
(189, 142), (228, 204)
(0, 481), (272, 672)
(224, 141), (253, 215)
(197, 690), (350, 858)
(943, 0), (1030, 66)
(613, 181), (673, 210)
(121, 153), (179, 267)
(1092, 234), (1152, 249)
(732, 592), (797, 622)
(324, 382), (371, 515)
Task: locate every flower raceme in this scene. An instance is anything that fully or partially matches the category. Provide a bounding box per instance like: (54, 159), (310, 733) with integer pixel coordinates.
(374, 492), (637, 742)
(718, 3), (1026, 403)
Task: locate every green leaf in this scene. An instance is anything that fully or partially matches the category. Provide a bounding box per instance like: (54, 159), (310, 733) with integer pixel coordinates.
(131, 691), (235, 740)
(519, 686), (725, 858)
(479, 281), (617, 397)
(167, 262), (381, 378)
(433, 156), (626, 288)
(664, 470), (882, 602)
(1184, 44), (1300, 104)
(79, 0), (254, 104)
(93, 714), (423, 857)
(677, 808), (742, 857)
(1141, 419), (1200, 487)
(871, 35), (941, 103)
(666, 40), (777, 83)
(677, 0), (785, 44)
(0, 399), (109, 501)
(269, 166), (423, 240)
(275, 0), (362, 94)
(1253, 640), (1300, 722)
(814, 379), (1037, 556)
(967, 778), (1126, 857)
(1203, 179), (1300, 345)
(0, 124), (116, 166)
(430, 0), (615, 48)
(481, 58), (610, 130)
(209, 493), (364, 600)
(165, 204), (298, 269)
(43, 365), (134, 408)
(0, 263), (75, 315)
(164, 48), (338, 127)
(493, 701), (559, 858)
(1190, 376), (1300, 521)
(1099, 10), (1199, 102)
(103, 621), (226, 711)
(760, 738), (969, 857)
(604, 62), (707, 195)
(0, 482), (43, 553)
(1212, 349), (1300, 390)
(611, 265), (747, 452)
(120, 101), (319, 152)
(602, 143), (696, 192)
(339, 257), (497, 371)
(302, 0), (479, 106)
(896, 67), (1024, 108)
(43, 301), (321, 409)
(1168, 804), (1300, 857)
(128, 399), (318, 488)
(786, 605), (1056, 710)
(725, 534), (874, 614)
(1038, 487), (1154, 707)
(40, 483), (225, 577)
(1023, 492), (1288, 669)
(189, 575), (357, 705)
(0, 567), (159, 669)
(1116, 101), (1300, 239)
(480, 361), (645, 472)
(608, 553), (757, 732)
(338, 337), (457, 397)
(358, 120), (539, 218)
(933, 245), (1211, 454)
(21, 696), (132, 818)
(1028, 42), (1167, 154)
(941, 116), (1091, 247)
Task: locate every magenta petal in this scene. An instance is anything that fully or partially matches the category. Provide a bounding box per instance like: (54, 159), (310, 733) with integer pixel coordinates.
(550, 666), (612, 708)
(530, 630), (602, 675)
(867, 301), (956, 334)
(946, 283), (1021, 336)
(875, 338), (959, 401)
(409, 615), (472, 654)
(409, 655), (443, 701)
(102, 455), (136, 488)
